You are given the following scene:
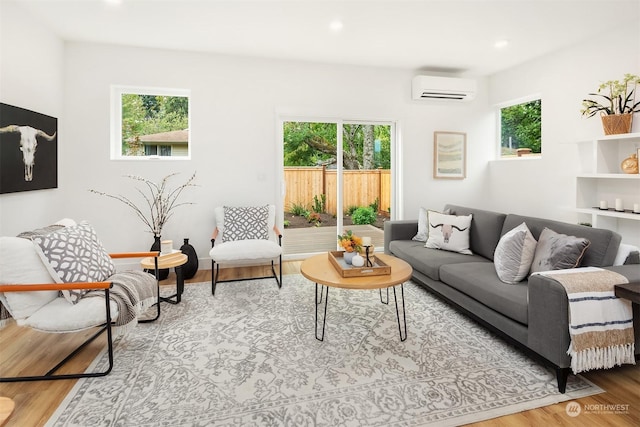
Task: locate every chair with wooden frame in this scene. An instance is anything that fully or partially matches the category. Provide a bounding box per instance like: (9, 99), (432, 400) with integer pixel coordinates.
(209, 205), (283, 295)
(0, 237), (161, 382)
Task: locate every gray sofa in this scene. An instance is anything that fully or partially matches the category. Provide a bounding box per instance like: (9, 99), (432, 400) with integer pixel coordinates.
(384, 204), (640, 392)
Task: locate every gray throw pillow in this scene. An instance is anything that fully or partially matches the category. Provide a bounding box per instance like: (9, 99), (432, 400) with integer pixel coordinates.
(529, 227), (590, 274)
(494, 222), (537, 284)
(32, 221), (116, 304)
(222, 205), (269, 242)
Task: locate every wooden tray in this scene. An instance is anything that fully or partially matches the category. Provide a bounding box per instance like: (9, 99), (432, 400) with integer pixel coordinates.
(328, 251), (391, 277)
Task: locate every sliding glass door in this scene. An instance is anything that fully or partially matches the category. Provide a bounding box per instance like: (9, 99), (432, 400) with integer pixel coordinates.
(281, 118), (395, 257)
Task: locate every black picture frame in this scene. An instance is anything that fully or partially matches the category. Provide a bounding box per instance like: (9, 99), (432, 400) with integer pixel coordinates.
(0, 103), (58, 194)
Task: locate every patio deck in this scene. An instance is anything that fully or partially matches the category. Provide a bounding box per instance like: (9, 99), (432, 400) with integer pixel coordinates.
(282, 224), (384, 259)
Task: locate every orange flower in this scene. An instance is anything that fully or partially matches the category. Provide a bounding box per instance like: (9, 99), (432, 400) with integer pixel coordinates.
(337, 229), (361, 253)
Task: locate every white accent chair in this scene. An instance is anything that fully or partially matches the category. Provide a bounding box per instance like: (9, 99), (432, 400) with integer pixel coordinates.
(209, 205), (283, 295)
(0, 220), (160, 382)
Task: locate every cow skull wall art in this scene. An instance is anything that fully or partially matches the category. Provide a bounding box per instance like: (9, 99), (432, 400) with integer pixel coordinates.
(0, 125), (57, 181)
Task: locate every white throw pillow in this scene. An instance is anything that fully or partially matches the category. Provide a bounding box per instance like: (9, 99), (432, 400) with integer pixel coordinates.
(425, 211), (473, 255)
(0, 236), (58, 320)
(494, 222), (537, 284)
(412, 207), (450, 242)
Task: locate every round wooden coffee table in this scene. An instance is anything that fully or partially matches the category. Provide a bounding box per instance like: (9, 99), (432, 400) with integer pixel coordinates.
(301, 253), (413, 341)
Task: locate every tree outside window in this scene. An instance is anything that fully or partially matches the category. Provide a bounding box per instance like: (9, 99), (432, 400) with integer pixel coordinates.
(111, 86), (190, 160)
(499, 98), (541, 157)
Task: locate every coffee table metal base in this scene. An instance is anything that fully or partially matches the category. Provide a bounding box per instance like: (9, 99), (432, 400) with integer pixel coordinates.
(314, 282), (407, 342)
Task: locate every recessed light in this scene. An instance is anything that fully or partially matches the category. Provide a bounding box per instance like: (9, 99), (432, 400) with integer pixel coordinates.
(494, 40), (509, 49)
(329, 19), (344, 32)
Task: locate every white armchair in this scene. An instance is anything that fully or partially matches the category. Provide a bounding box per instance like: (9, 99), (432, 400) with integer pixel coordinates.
(209, 205), (283, 295)
(0, 220), (159, 382)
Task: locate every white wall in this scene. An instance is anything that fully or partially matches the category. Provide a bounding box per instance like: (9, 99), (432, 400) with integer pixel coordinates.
(55, 43), (490, 264)
(6, 2), (634, 265)
(0, 1), (65, 232)
(487, 24), (640, 245)
(0, 0), (491, 266)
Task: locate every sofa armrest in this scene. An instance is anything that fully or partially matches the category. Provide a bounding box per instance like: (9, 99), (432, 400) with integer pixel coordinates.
(527, 273), (571, 368)
(384, 220), (418, 254)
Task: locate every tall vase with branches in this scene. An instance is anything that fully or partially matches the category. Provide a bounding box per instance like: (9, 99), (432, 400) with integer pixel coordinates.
(90, 172), (197, 239)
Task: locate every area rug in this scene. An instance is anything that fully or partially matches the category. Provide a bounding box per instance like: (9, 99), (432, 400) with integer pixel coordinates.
(46, 275), (601, 426)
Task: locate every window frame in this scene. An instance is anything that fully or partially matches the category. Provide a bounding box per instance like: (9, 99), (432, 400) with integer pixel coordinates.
(110, 85), (191, 161)
(496, 94), (542, 160)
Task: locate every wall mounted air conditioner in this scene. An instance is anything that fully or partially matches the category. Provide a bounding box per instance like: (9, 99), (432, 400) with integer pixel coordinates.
(411, 75), (476, 102)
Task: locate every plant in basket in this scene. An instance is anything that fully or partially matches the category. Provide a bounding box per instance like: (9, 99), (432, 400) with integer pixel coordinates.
(581, 73), (640, 135)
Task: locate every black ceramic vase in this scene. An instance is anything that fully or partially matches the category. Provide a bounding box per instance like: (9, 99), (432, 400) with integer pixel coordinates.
(149, 235), (170, 280)
(180, 238), (198, 279)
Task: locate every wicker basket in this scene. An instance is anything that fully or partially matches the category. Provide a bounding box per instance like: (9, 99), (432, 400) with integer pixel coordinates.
(601, 113), (633, 135)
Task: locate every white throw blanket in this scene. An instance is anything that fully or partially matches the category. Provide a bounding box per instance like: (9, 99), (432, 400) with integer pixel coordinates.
(538, 267), (635, 374)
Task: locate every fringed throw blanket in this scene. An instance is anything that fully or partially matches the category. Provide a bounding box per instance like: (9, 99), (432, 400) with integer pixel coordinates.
(540, 267), (635, 374)
(84, 270), (158, 335)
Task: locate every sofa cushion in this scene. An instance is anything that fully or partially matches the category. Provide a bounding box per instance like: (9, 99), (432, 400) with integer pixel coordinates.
(388, 240), (489, 281)
(20, 296), (119, 333)
(502, 214), (620, 267)
(530, 227), (590, 274)
(0, 236), (57, 320)
(425, 211), (472, 254)
(210, 239), (282, 264)
(494, 222), (537, 284)
(439, 262), (529, 325)
(444, 205), (507, 261)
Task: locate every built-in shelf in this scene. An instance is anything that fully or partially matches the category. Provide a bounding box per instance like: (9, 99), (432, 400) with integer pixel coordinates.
(574, 132), (640, 244)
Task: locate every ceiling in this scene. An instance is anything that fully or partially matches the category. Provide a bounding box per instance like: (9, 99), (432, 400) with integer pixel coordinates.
(8, 0), (640, 76)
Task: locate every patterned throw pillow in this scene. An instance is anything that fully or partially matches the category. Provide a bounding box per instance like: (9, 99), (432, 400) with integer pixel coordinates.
(494, 222), (537, 284)
(222, 205), (269, 242)
(530, 227), (590, 274)
(412, 207), (450, 242)
(32, 221), (116, 304)
(425, 211), (473, 254)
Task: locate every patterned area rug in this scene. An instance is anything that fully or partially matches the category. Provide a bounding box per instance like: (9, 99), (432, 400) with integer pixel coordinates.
(47, 275), (601, 426)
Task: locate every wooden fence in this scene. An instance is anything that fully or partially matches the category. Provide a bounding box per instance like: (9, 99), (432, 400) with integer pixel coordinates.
(284, 167), (391, 215)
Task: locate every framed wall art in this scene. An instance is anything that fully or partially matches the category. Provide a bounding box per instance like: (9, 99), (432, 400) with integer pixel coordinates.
(0, 103), (58, 194)
(433, 131), (466, 179)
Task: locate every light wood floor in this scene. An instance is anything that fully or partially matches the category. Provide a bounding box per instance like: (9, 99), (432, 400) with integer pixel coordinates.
(1, 263), (638, 427)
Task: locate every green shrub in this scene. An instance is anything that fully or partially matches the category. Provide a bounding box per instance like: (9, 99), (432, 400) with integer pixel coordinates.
(283, 220), (290, 228)
(289, 202), (309, 216)
(345, 205), (359, 216)
(312, 194), (326, 213)
(369, 197), (379, 213)
(351, 206), (377, 225)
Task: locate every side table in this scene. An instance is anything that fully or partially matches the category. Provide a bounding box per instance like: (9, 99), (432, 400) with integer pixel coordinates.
(141, 252), (188, 304)
(614, 282), (640, 304)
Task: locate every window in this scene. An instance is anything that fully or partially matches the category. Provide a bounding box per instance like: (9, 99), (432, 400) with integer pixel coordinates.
(498, 96), (541, 158)
(110, 85), (190, 160)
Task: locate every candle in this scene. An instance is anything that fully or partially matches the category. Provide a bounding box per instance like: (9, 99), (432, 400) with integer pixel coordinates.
(599, 200), (608, 209)
(615, 198), (623, 211)
(634, 203), (640, 213)
(161, 240), (173, 255)
(362, 236), (372, 246)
